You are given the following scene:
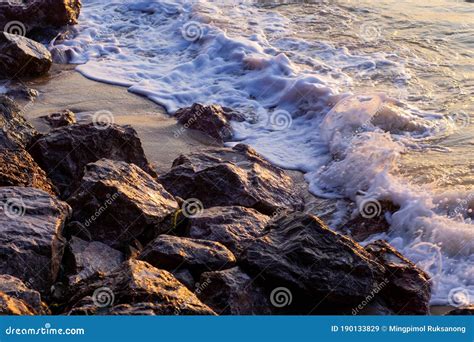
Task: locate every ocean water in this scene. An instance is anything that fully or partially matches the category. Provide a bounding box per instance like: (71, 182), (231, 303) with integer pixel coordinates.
(51, 0), (474, 307)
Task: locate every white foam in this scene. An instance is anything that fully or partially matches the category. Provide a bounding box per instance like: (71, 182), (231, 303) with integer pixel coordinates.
(51, 0), (473, 306)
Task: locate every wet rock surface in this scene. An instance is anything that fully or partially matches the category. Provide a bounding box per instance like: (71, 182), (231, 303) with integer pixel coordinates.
(67, 159), (177, 248)
(175, 103), (235, 143)
(30, 123), (156, 199)
(66, 259), (216, 315)
(198, 267), (272, 315)
(240, 212), (385, 313)
(159, 144), (304, 216)
(0, 187), (70, 295)
(138, 235), (236, 276)
(0, 96), (37, 148)
(187, 206), (270, 255)
(365, 240), (431, 315)
(0, 32), (52, 78)
(0, 291), (35, 315)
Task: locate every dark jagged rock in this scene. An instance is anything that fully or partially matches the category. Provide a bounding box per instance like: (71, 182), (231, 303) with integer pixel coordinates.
(240, 212), (385, 313)
(66, 259), (216, 315)
(64, 236), (124, 285)
(138, 235), (236, 276)
(0, 291), (35, 315)
(365, 240), (431, 315)
(175, 103), (235, 142)
(0, 275), (49, 314)
(40, 109), (76, 128)
(446, 306), (474, 315)
(159, 144), (304, 216)
(187, 206), (270, 255)
(0, 96), (56, 194)
(0, 32), (52, 78)
(30, 123), (156, 199)
(67, 159), (177, 249)
(198, 267), (272, 315)
(0, 95), (37, 148)
(0, 187), (70, 295)
(0, 1), (82, 34)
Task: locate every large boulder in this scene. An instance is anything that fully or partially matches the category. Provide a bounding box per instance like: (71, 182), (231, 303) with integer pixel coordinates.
(159, 144), (304, 216)
(30, 123), (156, 199)
(0, 187), (70, 295)
(0, 32), (52, 77)
(240, 212), (385, 313)
(365, 240), (431, 315)
(64, 236), (125, 285)
(67, 159), (178, 249)
(66, 259), (216, 315)
(187, 206), (270, 255)
(0, 1), (81, 34)
(0, 275), (49, 314)
(198, 267), (272, 315)
(175, 103), (241, 143)
(0, 96), (37, 148)
(138, 235), (236, 276)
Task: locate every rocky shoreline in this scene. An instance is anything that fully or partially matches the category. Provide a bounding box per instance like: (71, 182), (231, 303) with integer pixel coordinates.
(0, 0), (472, 316)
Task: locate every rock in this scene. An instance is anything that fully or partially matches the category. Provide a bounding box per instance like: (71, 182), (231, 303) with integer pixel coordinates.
(0, 275), (49, 314)
(172, 268), (195, 290)
(446, 306), (474, 315)
(365, 240), (431, 315)
(0, 147), (56, 195)
(159, 144), (304, 216)
(40, 109), (76, 128)
(175, 103), (234, 143)
(30, 123), (156, 199)
(0, 0), (81, 34)
(240, 212), (385, 313)
(67, 159), (178, 249)
(138, 235), (236, 276)
(66, 259), (215, 315)
(0, 292), (35, 315)
(0, 187), (70, 295)
(0, 32), (52, 78)
(187, 206), (270, 255)
(0, 96), (37, 148)
(198, 267), (272, 315)
(64, 236), (124, 285)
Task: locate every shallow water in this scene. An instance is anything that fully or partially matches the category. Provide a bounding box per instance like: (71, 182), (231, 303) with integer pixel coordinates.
(51, 0), (474, 306)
